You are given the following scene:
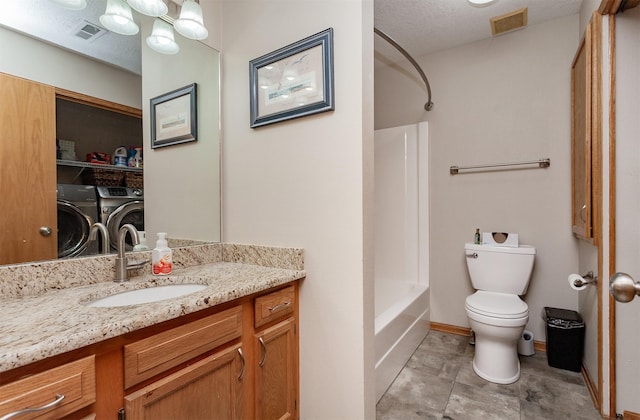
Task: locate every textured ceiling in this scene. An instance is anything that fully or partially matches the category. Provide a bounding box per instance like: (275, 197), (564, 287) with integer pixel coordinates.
(1, 0), (584, 76)
(375, 0), (584, 62)
(0, 0), (149, 75)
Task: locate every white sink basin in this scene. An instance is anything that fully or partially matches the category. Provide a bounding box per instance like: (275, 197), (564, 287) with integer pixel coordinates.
(86, 284), (208, 307)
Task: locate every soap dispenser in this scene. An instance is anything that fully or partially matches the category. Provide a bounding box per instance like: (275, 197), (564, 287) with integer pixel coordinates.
(152, 232), (173, 275)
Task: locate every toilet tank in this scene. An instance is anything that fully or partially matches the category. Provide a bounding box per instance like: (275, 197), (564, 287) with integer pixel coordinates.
(464, 243), (536, 295)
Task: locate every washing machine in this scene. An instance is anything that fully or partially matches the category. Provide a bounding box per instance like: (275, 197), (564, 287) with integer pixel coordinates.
(57, 184), (99, 258)
(96, 186), (144, 252)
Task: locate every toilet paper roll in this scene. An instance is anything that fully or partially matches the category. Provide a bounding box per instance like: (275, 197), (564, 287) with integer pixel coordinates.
(568, 273), (587, 291)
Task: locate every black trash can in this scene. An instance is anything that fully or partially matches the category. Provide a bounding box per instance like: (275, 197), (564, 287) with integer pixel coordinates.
(543, 307), (585, 372)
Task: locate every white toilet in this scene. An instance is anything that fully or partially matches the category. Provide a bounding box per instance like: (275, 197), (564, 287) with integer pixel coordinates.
(464, 242), (536, 384)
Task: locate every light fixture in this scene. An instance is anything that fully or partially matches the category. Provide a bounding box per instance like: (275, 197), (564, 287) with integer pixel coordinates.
(468, 0), (497, 6)
(146, 19), (180, 55)
(49, 0), (87, 10)
(127, 0), (168, 18)
(100, 0), (139, 36)
(174, 0), (208, 40)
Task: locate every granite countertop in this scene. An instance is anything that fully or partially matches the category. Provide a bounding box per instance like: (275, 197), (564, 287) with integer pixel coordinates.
(0, 261), (305, 373)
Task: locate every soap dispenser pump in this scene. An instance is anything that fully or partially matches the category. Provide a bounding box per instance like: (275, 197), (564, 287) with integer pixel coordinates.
(152, 232), (173, 275)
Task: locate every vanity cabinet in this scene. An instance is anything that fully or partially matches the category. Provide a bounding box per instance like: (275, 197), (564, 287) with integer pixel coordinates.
(571, 13), (602, 242)
(125, 344), (245, 419)
(123, 306), (245, 419)
(0, 282), (300, 420)
(254, 286), (298, 420)
(0, 355), (96, 419)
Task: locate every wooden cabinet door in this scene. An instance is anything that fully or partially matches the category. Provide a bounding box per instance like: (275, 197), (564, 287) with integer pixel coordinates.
(125, 344), (245, 420)
(255, 318), (297, 420)
(0, 73), (57, 264)
(571, 24), (592, 240)
(571, 14), (602, 242)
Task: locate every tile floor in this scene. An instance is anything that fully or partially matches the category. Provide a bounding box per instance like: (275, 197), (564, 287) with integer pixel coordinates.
(377, 331), (602, 419)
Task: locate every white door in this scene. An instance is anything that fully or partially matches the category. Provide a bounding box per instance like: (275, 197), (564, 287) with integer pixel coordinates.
(610, 6), (640, 416)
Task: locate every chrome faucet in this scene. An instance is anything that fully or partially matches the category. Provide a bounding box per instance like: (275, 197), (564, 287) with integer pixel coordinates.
(88, 222), (110, 255)
(114, 224), (140, 283)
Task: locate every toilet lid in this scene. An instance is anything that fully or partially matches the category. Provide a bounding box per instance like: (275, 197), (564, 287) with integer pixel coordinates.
(466, 291), (528, 319)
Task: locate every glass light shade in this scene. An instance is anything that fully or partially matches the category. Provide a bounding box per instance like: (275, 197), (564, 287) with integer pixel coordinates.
(49, 0), (87, 10)
(146, 19), (180, 55)
(127, 0), (168, 17)
(468, 0), (497, 5)
(174, 0), (208, 40)
(99, 0), (139, 36)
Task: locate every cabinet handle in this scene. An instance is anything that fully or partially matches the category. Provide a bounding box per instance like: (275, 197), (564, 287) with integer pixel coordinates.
(39, 226), (52, 237)
(0, 394), (65, 420)
(580, 204), (587, 222)
(237, 347), (245, 381)
(269, 301), (291, 313)
(259, 337), (267, 367)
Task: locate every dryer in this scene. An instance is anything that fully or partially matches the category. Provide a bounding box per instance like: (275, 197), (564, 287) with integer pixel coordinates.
(96, 186), (144, 252)
(57, 184), (99, 258)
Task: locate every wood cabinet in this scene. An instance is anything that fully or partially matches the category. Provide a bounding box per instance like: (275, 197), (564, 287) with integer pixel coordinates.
(0, 355), (95, 419)
(123, 307), (243, 389)
(571, 13), (602, 242)
(123, 306), (245, 420)
(253, 285), (298, 420)
(0, 283), (299, 420)
(255, 318), (297, 420)
(125, 344), (245, 420)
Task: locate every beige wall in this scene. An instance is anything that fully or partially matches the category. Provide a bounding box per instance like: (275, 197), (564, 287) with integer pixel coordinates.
(375, 15), (580, 342)
(220, 0), (375, 418)
(580, 0), (603, 33)
(0, 26), (141, 108)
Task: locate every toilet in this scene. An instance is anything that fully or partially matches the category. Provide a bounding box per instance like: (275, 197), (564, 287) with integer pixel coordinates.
(464, 242), (536, 384)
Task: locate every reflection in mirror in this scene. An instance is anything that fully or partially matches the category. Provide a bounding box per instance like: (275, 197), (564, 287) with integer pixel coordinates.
(0, 0), (220, 266)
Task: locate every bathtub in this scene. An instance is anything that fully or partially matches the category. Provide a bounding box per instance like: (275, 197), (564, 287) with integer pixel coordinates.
(374, 122), (430, 402)
(375, 282), (430, 402)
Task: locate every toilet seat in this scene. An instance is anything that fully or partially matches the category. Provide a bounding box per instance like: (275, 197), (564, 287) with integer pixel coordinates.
(465, 291), (528, 319)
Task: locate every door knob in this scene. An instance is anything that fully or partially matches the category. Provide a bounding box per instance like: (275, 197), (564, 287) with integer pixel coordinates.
(609, 272), (640, 303)
(39, 226), (52, 237)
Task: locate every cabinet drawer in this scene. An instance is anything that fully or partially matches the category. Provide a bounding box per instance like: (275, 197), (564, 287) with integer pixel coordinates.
(0, 355), (96, 420)
(124, 306), (242, 388)
(254, 285), (295, 329)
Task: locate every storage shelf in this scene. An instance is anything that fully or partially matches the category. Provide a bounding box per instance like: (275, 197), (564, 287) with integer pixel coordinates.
(57, 159), (142, 173)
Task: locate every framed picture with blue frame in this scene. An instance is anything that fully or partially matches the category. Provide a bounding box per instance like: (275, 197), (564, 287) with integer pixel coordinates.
(150, 83), (197, 148)
(249, 28), (334, 128)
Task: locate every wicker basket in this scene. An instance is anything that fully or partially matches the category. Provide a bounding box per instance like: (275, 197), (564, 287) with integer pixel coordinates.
(125, 171), (144, 189)
(83, 168), (124, 186)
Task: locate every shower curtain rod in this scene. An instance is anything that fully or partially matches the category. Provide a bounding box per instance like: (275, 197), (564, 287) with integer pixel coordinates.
(374, 27), (434, 111)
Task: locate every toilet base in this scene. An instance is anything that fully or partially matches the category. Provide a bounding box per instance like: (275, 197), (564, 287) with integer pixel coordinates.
(472, 356), (520, 384)
(468, 318), (526, 384)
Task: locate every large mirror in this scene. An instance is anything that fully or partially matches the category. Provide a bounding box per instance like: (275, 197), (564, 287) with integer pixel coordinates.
(0, 0), (221, 266)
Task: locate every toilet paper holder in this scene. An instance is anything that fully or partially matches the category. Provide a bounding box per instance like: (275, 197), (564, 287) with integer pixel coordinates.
(573, 271), (598, 288)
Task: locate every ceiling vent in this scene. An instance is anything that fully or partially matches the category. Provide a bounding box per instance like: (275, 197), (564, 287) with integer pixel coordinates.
(490, 7), (528, 36)
(73, 21), (107, 42)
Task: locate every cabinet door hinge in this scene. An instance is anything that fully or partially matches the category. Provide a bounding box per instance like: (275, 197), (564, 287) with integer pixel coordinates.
(118, 408), (126, 420)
